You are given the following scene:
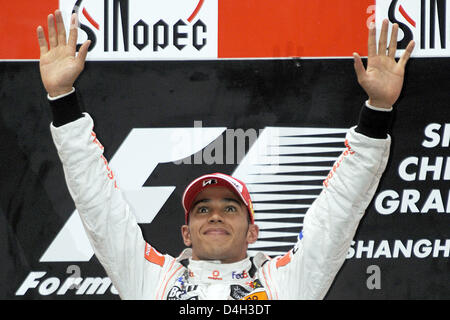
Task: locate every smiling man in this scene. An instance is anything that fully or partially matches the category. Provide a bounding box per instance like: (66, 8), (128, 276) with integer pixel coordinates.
(37, 10), (414, 299)
(181, 174), (259, 264)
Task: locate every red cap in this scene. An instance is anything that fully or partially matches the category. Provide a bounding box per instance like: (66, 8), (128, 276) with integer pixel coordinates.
(182, 173), (255, 224)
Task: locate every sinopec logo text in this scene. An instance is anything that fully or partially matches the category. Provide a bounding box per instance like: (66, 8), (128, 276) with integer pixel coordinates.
(377, 0), (450, 57)
(60, 0), (218, 60)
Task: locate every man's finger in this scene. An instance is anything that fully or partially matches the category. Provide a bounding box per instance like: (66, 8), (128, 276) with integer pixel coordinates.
(398, 40), (415, 68)
(353, 52), (366, 82)
(388, 23), (399, 58)
(368, 22), (377, 57)
(67, 13), (79, 55)
(48, 14), (58, 48)
(76, 40), (91, 67)
(55, 10), (67, 46)
(378, 19), (389, 56)
(36, 26), (48, 56)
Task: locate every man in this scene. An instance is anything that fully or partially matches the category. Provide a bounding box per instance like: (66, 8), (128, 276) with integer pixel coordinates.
(37, 10), (414, 299)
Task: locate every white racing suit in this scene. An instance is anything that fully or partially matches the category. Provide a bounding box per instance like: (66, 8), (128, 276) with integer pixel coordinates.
(50, 112), (391, 300)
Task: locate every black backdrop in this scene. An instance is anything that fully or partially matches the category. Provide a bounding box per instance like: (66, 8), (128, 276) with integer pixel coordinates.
(0, 58), (449, 299)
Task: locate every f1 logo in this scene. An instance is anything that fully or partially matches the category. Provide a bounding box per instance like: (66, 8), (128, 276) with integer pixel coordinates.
(39, 125), (347, 263)
(40, 126), (225, 262)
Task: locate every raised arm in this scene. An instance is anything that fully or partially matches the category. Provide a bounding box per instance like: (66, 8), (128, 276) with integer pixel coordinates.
(37, 10), (171, 299)
(266, 20), (415, 299)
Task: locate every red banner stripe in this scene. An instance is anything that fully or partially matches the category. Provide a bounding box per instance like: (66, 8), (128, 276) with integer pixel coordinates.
(0, 1), (375, 60)
(0, 1), (58, 59)
(218, 0), (375, 58)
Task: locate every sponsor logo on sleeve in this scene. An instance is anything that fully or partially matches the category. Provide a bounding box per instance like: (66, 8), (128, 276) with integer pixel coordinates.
(144, 243), (165, 267)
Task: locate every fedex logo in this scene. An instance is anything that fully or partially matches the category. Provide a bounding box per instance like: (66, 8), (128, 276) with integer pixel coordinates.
(376, 0), (450, 57)
(232, 270), (249, 280)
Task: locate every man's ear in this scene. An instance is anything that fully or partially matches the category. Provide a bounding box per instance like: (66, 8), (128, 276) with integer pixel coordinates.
(181, 225), (192, 247)
(246, 224), (259, 244)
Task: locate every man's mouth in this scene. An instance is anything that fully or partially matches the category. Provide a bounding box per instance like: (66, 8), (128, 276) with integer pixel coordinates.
(204, 228), (230, 236)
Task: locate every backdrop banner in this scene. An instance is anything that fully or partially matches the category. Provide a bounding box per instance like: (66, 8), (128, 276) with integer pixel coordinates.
(0, 58), (449, 299)
(0, 0), (449, 300)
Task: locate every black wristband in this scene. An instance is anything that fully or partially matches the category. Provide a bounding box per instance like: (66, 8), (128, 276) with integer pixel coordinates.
(355, 103), (393, 139)
(49, 91), (83, 127)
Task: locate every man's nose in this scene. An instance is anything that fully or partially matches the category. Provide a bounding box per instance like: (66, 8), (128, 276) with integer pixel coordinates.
(208, 209), (223, 223)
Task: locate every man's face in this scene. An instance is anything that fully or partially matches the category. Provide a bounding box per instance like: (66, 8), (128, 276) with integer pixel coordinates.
(181, 186), (259, 263)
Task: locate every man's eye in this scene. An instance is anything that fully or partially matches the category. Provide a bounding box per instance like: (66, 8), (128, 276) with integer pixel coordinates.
(225, 206), (237, 213)
(197, 207), (209, 213)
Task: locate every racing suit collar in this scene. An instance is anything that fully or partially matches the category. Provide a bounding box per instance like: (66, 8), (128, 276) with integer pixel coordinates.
(188, 257), (253, 284)
(177, 249), (253, 284)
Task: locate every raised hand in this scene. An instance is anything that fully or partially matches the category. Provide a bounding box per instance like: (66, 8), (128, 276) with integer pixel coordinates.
(37, 10), (91, 97)
(353, 19), (415, 109)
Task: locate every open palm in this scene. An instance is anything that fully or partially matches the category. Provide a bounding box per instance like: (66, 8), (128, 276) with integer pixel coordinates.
(353, 19), (415, 109)
(37, 10), (91, 97)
